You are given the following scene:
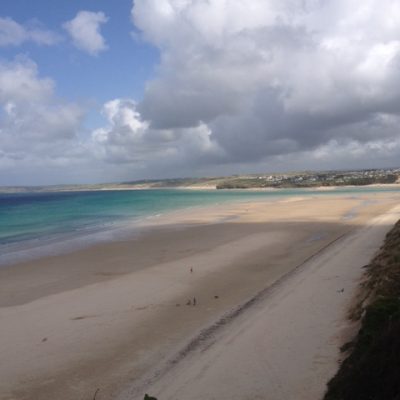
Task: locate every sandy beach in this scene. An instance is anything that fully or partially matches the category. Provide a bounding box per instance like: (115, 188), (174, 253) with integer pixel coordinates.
(1, 192), (400, 400)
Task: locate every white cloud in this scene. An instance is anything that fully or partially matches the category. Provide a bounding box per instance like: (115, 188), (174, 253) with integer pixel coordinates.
(4, 1), (400, 185)
(63, 11), (108, 55)
(127, 0), (400, 173)
(0, 58), (54, 103)
(91, 99), (222, 170)
(0, 17), (60, 47)
(0, 58), (86, 165)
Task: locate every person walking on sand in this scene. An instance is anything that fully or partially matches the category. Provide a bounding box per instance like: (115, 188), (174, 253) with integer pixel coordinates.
(190, 267), (193, 273)
(193, 297), (197, 306)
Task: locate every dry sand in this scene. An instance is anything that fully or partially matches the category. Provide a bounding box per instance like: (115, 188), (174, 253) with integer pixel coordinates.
(0, 192), (400, 400)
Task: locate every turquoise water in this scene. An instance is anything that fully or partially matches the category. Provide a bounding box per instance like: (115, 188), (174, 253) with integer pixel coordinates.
(1, 187), (399, 262)
(0, 189), (273, 246)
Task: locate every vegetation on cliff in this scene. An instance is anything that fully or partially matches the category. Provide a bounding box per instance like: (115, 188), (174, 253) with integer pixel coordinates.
(324, 220), (400, 400)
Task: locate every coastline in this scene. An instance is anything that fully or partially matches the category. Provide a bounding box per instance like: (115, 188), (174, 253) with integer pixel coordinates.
(1, 192), (400, 400)
(0, 186), (390, 269)
(1, 182), (400, 194)
(2, 185), (400, 268)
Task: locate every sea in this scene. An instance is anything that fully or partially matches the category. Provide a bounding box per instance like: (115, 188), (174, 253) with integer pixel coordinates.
(1, 187), (399, 265)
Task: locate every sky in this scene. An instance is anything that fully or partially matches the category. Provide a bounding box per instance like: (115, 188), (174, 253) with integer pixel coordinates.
(1, 1), (400, 185)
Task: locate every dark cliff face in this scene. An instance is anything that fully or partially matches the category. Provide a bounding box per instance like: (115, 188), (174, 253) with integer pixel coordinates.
(324, 221), (400, 400)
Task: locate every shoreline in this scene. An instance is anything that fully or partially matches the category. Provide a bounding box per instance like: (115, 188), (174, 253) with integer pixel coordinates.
(2, 186), (400, 268)
(1, 192), (400, 399)
(1, 182), (400, 194)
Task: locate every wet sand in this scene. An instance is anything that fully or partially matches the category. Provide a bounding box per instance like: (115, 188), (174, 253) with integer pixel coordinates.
(0, 192), (399, 400)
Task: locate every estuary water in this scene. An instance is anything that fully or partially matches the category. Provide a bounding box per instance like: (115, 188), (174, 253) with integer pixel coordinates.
(1, 187), (399, 264)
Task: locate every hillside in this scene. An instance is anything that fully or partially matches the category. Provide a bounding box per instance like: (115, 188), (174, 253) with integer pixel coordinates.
(324, 220), (400, 400)
(0, 168), (399, 193)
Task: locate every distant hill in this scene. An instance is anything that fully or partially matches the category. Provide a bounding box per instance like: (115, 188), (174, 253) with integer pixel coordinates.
(1, 168), (399, 193)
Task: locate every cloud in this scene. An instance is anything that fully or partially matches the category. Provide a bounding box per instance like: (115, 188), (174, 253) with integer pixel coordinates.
(123, 0), (400, 174)
(0, 17), (60, 46)
(4, 1), (400, 185)
(91, 98), (222, 171)
(0, 58), (86, 168)
(63, 11), (108, 55)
